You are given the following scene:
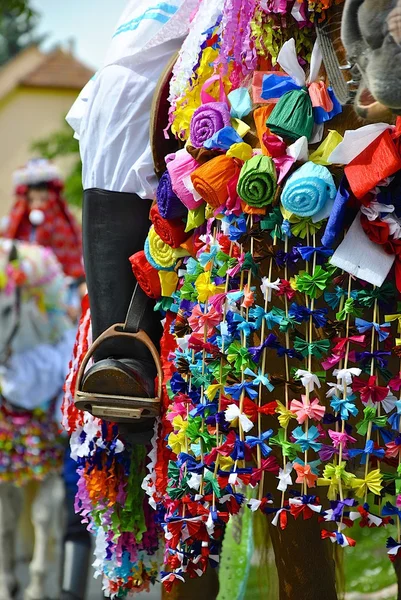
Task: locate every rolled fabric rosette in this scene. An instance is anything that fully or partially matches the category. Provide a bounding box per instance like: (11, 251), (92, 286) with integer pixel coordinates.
(281, 161), (337, 220)
(150, 204), (189, 248)
(237, 155), (277, 209)
(189, 101), (231, 148)
(156, 170), (188, 219)
(129, 250), (161, 299)
(166, 148), (200, 210)
(145, 226), (188, 271)
(191, 155), (241, 209)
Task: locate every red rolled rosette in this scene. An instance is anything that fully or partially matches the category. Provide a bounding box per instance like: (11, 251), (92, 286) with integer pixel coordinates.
(150, 204), (189, 248)
(129, 250), (161, 299)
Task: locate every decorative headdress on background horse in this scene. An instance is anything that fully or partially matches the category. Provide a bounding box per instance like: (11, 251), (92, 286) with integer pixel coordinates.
(4, 159), (84, 280)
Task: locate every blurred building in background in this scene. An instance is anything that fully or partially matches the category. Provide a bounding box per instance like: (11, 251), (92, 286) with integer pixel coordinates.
(0, 44), (92, 216)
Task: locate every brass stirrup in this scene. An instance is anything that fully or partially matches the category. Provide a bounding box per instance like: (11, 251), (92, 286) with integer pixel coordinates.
(74, 324), (162, 422)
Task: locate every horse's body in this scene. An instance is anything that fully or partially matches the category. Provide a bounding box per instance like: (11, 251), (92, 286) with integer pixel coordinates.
(0, 239), (74, 600)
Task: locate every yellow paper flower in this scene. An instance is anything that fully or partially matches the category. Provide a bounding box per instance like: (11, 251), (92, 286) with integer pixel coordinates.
(195, 271), (225, 303)
(167, 431), (187, 455)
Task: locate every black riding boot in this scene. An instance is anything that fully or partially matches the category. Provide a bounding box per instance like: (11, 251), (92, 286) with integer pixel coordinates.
(80, 189), (162, 441)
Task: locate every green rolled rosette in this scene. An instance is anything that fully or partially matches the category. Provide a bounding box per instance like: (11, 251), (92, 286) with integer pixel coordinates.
(237, 155), (277, 209)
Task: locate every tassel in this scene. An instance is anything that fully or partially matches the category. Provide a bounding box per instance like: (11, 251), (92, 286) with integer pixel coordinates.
(267, 89), (314, 141)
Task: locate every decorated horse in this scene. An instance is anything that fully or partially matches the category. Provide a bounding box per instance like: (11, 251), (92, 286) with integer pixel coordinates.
(63, 1), (401, 599)
(0, 239), (75, 600)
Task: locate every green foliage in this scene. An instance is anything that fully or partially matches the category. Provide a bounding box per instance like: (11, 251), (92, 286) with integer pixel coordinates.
(31, 124), (83, 207)
(0, 2), (44, 66)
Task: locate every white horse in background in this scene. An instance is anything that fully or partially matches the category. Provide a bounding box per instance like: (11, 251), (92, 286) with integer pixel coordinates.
(0, 239), (75, 600)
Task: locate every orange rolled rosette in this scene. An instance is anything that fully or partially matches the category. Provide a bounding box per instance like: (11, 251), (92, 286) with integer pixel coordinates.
(190, 155), (241, 209)
(150, 205), (189, 248)
(129, 250), (161, 299)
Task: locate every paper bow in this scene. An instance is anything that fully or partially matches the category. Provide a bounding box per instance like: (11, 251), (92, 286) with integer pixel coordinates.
(385, 313), (401, 332)
(352, 469), (383, 498)
(289, 496), (322, 519)
(270, 429), (301, 461)
(244, 367), (274, 391)
(385, 438), (401, 459)
(293, 462), (319, 488)
(333, 367), (362, 385)
(336, 298), (363, 322)
(224, 404), (254, 432)
(351, 350), (391, 369)
(321, 530), (356, 547)
(357, 406), (388, 436)
(331, 335), (366, 354)
(328, 430), (357, 449)
(246, 430), (274, 457)
(296, 246), (334, 261)
(330, 395), (358, 420)
(188, 304), (221, 335)
(324, 286), (358, 309)
(224, 381), (259, 401)
(295, 266), (331, 298)
(260, 276), (281, 302)
(290, 396), (325, 424)
(352, 375), (389, 404)
(294, 336), (330, 359)
(355, 318), (391, 342)
(249, 305), (283, 330)
(195, 272), (225, 302)
(387, 537), (401, 561)
(227, 342), (255, 372)
(250, 456), (280, 485)
(349, 440), (385, 464)
(277, 462), (293, 492)
(277, 279), (296, 300)
(249, 334), (279, 363)
(358, 283), (395, 308)
(292, 425), (322, 452)
(275, 399), (298, 429)
(295, 369), (321, 392)
(317, 462), (356, 500)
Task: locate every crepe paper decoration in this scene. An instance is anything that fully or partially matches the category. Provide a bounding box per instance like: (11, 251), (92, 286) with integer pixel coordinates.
(267, 89), (314, 141)
(146, 227), (188, 271)
(293, 337), (331, 359)
(330, 395), (358, 420)
(293, 462), (318, 488)
(345, 130), (401, 200)
(159, 271), (179, 297)
(237, 155), (277, 209)
(355, 318), (391, 342)
(248, 333), (281, 363)
(289, 304), (328, 328)
(226, 142), (253, 161)
(167, 148), (201, 210)
(321, 178), (350, 248)
(150, 205), (189, 249)
(245, 430), (273, 457)
(191, 155), (241, 209)
(329, 430), (357, 449)
(349, 440), (385, 464)
(277, 463), (293, 492)
(281, 162), (336, 221)
(189, 101), (231, 148)
(317, 462), (356, 500)
(336, 298), (363, 321)
(289, 496), (323, 520)
(292, 425), (322, 452)
(352, 470), (383, 498)
(296, 245), (333, 261)
(204, 126), (243, 150)
(290, 396), (325, 424)
(358, 283), (396, 308)
(129, 250), (162, 300)
(295, 266), (331, 298)
(274, 401), (298, 430)
(295, 370), (321, 393)
(157, 170), (188, 220)
(331, 214), (396, 288)
(260, 276), (281, 302)
(195, 271), (225, 303)
(277, 279), (296, 300)
(328, 123), (392, 165)
(356, 406), (388, 436)
(228, 87), (252, 119)
(253, 105), (275, 154)
(321, 530), (356, 547)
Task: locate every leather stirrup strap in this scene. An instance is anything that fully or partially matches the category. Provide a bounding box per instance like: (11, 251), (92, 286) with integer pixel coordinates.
(123, 283), (150, 333)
